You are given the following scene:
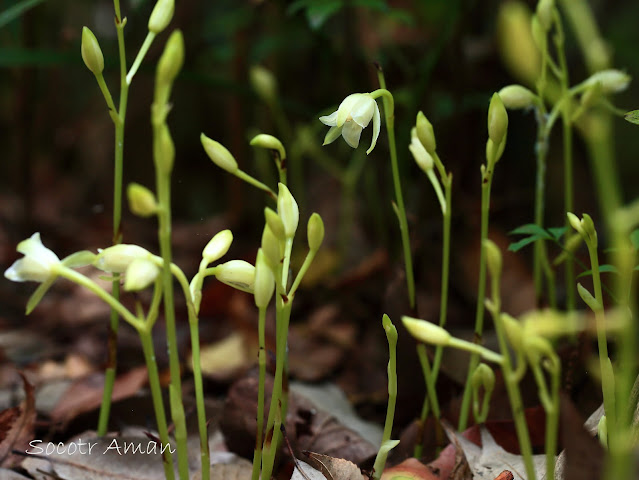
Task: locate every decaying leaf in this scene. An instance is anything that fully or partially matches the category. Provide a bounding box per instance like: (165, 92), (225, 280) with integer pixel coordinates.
(380, 457), (440, 480)
(304, 451), (365, 480)
(0, 373), (36, 468)
(445, 424), (546, 480)
(291, 460), (328, 480)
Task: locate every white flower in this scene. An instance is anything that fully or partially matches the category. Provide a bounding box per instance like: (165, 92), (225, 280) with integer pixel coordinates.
(320, 93), (381, 155)
(5, 233), (61, 282)
(94, 244), (152, 273)
(124, 258), (160, 292)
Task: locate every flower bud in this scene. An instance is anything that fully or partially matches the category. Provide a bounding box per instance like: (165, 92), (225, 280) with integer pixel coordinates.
(81, 27), (104, 75)
(154, 123), (175, 174)
(254, 249), (275, 308)
(202, 230), (233, 265)
(488, 93), (508, 145)
(95, 244), (152, 273)
(581, 213), (597, 247)
(501, 313), (523, 350)
(127, 183), (157, 217)
(497, 1), (541, 85)
(498, 85), (537, 109)
(250, 65), (277, 105)
(264, 208), (286, 241)
(485, 138), (506, 166)
(402, 316), (451, 347)
(583, 69), (631, 94)
(201, 134), (238, 174)
(156, 30), (184, 88)
(261, 225), (280, 268)
(536, 0), (554, 31)
(415, 111), (436, 154)
(124, 258), (160, 291)
(472, 363), (496, 394)
(566, 212), (584, 236)
(250, 134), (286, 161)
(531, 15), (546, 52)
(277, 183), (299, 238)
(148, 0), (174, 34)
(484, 239), (502, 280)
(578, 283), (601, 311)
(215, 260), (255, 293)
(409, 130), (434, 173)
(307, 213), (325, 252)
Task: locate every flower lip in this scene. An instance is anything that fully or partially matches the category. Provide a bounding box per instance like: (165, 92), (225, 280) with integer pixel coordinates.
(5, 233), (61, 283)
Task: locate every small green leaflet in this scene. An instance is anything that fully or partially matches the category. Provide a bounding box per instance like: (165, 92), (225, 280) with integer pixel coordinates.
(508, 224), (566, 252)
(577, 264), (639, 279)
(625, 110), (639, 125)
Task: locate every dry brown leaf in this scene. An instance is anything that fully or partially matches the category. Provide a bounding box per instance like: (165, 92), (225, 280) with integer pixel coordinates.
(192, 455), (252, 480)
(305, 451), (365, 480)
(50, 366), (147, 423)
(0, 373), (36, 468)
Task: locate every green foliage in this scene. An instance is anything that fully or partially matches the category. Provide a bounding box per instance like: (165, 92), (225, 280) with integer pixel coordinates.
(0, 0), (45, 29)
(508, 224), (566, 252)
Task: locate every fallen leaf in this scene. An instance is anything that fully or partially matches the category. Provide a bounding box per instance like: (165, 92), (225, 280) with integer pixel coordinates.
(380, 457), (440, 480)
(305, 451), (365, 480)
(195, 331), (253, 381)
(291, 459), (328, 480)
(0, 373), (36, 468)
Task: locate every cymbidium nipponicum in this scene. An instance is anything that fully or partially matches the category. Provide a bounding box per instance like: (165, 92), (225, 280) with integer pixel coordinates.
(320, 93), (381, 155)
(4, 233), (61, 283)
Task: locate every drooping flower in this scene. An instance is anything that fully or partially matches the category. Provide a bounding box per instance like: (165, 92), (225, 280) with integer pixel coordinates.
(5, 233), (61, 283)
(320, 93), (381, 155)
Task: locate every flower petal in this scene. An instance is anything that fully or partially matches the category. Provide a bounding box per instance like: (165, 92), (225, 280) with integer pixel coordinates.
(350, 95), (375, 128)
(323, 125), (343, 145)
(366, 101), (381, 155)
(336, 93), (365, 127)
(319, 111), (338, 126)
(17, 233), (60, 266)
(341, 120), (363, 148)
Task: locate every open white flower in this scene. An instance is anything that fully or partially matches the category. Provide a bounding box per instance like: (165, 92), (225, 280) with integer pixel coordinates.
(320, 93), (381, 155)
(5, 233), (61, 282)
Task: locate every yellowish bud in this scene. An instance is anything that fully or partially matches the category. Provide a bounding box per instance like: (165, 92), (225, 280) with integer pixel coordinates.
(415, 111), (436, 154)
(307, 213), (325, 252)
(530, 15), (546, 52)
(583, 69), (631, 94)
(501, 313), (523, 350)
(81, 27), (104, 75)
(488, 93), (508, 145)
(409, 130), (434, 173)
(498, 85), (537, 110)
(124, 258), (160, 291)
(201, 134), (238, 174)
(250, 134), (286, 161)
(250, 65), (277, 105)
(536, 0), (554, 31)
(156, 30), (184, 88)
(95, 244), (152, 273)
(148, 0), (175, 34)
(127, 183), (157, 217)
(277, 183), (299, 238)
(472, 363), (496, 394)
(254, 249), (275, 308)
(215, 260), (255, 293)
(566, 212), (584, 236)
(202, 230), (233, 265)
(402, 316), (451, 347)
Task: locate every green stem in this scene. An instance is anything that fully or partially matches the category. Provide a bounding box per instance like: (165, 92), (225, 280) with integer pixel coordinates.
(372, 78), (415, 310)
(235, 169), (277, 200)
(126, 31), (156, 85)
(251, 306), (267, 480)
(533, 108), (548, 305)
(458, 166), (493, 430)
(95, 73), (116, 114)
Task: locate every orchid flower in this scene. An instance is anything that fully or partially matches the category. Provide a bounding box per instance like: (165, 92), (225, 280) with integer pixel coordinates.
(5, 233), (61, 283)
(320, 93), (381, 155)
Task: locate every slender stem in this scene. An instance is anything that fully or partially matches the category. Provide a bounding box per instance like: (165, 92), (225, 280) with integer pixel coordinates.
(373, 76), (415, 309)
(251, 306), (267, 480)
(417, 345), (441, 420)
(95, 73), (116, 114)
(126, 31), (156, 85)
(458, 167), (492, 430)
(188, 320), (210, 480)
(533, 108), (548, 305)
(288, 249), (317, 298)
(235, 169), (277, 200)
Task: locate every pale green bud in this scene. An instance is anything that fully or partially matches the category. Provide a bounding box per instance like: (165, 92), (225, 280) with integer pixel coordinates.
(409, 129), (434, 173)
(536, 0), (554, 31)
(577, 283), (601, 311)
(250, 134), (286, 161)
(484, 239), (502, 280)
(124, 258), (160, 291)
(261, 225), (280, 268)
(156, 30), (184, 88)
(566, 212), (584, 236)
(307, 213), (325, 252)
(81, 27), (104, 75)
(583, 69), (631, 94)
(127, 183), (157, 217)
(250, 65), (277, 105)
(202, 230), (233, 265)
(254, 249), (275, 308)
(486, 138), (506, 166)
(487, 93), (508, 145)
(264, 208), (286, 241)
(498, 85), (537, 109)
(531, 15), (546, 52)
(581, 213), (597, 247)
(402, 316), (451, 347)
(415, 111), (436, 154)
(215, 260), (255, 293)
(154, 124), (175, 174)
(501, 313), (523, 350)
(95, 244), (152, 273)
(277, 183), (299, 238)
(201, 134), (238, 174)
(472, 363), (496, 394)
(148, 0), (174, 34)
